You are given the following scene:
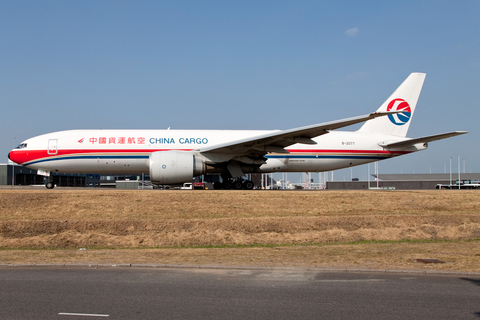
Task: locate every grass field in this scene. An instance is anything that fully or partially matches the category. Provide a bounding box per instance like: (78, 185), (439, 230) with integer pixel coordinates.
(1, 189), (479, 272)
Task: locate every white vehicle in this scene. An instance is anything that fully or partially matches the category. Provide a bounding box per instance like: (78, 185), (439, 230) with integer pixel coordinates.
(436, 180), (480, 189)
(180, 183), (193, 190)
(8, 73), (466, 189)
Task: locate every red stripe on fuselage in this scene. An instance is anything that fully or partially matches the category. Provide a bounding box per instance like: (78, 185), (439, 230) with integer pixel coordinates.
(9, 148), (194, 165)
(10, 147), (409, 166)
(285, 149), (410, 155)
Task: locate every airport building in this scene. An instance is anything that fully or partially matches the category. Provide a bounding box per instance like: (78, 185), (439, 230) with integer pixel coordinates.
(327, 173), (480, 190)
(0, 163), (100, 187)
(2, 162), (479, 190)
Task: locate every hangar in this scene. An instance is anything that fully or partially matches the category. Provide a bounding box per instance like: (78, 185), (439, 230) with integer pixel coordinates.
(0, 163), (100, 187)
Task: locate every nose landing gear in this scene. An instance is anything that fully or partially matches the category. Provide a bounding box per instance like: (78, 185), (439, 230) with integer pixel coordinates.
(44, 172), (55, 189)
(45, 180), (55, 189)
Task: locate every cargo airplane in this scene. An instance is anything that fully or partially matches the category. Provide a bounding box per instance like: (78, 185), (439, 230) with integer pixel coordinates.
(8, 73), (466, 189)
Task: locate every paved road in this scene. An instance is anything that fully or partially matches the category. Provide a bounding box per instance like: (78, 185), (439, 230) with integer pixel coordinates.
(0, 267), (479, 319)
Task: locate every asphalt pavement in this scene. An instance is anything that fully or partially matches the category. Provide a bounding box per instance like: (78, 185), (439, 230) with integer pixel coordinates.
(0, 267), (479, 319)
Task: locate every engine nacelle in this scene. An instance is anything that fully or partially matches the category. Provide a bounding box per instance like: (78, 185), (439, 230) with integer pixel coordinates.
(149, 151), (205, 185)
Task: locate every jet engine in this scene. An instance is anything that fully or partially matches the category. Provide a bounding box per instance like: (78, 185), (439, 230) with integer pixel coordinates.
(149, 151), (205, 185)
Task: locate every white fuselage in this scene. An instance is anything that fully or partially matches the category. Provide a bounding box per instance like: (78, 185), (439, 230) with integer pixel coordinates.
(9, 129), (422, 175)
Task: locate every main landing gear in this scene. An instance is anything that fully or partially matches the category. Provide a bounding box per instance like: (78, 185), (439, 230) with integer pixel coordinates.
(213, 179), (254, 190)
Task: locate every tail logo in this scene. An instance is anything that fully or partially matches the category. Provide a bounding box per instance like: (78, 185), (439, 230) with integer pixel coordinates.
(387, 99), (411, 126)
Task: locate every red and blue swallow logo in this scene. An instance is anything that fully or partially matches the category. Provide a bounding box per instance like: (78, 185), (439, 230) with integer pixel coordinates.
(78, 138), (85, 143)
(387, 99), (411, 126)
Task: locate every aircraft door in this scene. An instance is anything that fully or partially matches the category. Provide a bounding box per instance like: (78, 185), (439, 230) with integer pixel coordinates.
(48, 139), (58, 155)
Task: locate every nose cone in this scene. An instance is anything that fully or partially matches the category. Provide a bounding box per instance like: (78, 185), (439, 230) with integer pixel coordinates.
(8, 150), (20, 165)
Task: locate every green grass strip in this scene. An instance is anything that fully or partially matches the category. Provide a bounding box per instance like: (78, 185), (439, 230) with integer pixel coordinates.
(1, 238), (479, 251)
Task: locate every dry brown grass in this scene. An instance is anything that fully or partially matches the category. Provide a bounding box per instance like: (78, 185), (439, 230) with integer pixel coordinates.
(1, 189), (479, 221)
(1, 189), (480, 271)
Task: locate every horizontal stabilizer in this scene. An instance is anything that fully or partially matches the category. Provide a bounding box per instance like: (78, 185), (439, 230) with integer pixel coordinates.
(380, 131), (468, 148)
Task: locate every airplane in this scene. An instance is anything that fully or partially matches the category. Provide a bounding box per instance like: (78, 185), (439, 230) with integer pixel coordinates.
(8, 72), (467, 189)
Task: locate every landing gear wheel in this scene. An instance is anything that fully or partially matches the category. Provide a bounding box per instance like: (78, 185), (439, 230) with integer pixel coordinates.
(46, 181), (55, 189)
(223, 181), (233, 189)
(232, 180), (243, 190)
(213, 182), (224, 190)
(242, 180), (254, 190)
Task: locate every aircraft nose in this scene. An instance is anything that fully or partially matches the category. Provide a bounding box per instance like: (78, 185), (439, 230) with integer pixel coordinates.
(8, 151), (19, 164)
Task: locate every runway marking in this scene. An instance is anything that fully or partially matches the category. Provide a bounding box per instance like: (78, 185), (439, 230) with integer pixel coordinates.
(316, 279), (384, 282)
(58, 313), (109, 317)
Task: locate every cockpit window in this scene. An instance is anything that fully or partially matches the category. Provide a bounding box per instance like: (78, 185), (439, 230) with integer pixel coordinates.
(15, 143), (27, 149)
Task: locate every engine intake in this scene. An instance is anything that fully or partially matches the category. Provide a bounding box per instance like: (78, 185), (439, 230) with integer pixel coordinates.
(149, 151), (205, 185)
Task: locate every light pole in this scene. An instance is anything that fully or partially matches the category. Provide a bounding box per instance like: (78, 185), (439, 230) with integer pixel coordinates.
(449, 157), (452, 185)
(458, 156), (461, 189)
(368, 163), (370, 189)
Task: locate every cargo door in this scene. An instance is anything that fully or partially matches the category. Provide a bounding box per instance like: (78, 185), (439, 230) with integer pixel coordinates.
(48, 139), (58, 155)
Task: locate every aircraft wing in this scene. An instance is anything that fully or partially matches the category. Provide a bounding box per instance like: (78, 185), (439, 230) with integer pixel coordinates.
(380, 131), (468, 148)
(198, 112), (397, 155)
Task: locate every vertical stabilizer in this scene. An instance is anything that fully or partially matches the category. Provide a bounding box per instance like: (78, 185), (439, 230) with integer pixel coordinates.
(358, 72), (426, 137)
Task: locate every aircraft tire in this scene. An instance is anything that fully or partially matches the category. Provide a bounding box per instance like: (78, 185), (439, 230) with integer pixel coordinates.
(46, 181), (55, 189)
(223, 181), (233, 189)
(232, 181), (243, 190)
(242, 180), (254, 190)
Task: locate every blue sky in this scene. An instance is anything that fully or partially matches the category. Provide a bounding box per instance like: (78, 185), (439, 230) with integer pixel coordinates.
(1, 0), (479, 180)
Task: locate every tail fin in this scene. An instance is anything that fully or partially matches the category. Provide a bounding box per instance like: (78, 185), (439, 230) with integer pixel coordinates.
(358, 72), (426, 137)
